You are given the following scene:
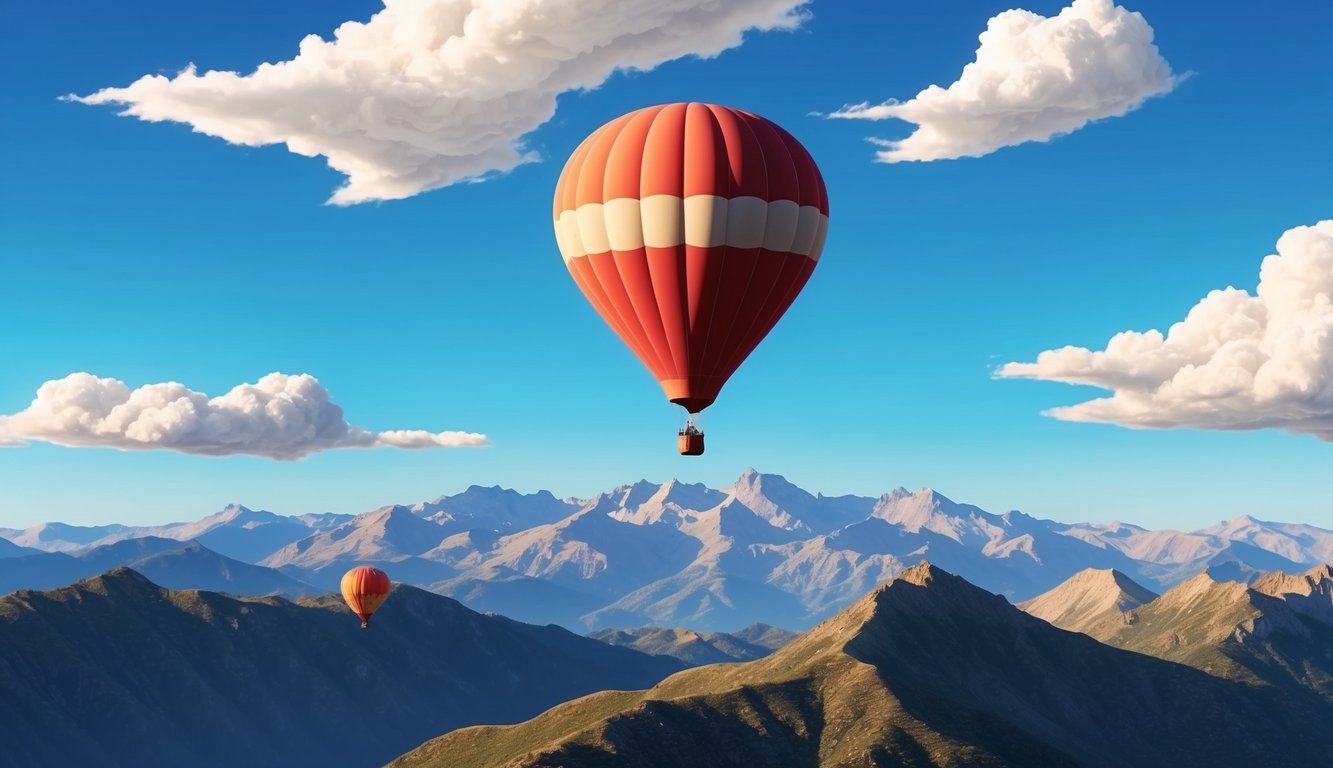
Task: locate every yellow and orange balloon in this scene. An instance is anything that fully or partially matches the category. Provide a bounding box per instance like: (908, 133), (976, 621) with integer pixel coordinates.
(340, 566), (391, 629)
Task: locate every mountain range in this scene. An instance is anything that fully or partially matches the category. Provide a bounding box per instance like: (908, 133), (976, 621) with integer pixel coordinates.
(0, 568), (681, 768)
(6, 559), (1333, 767)
(0, 536), (317, 597)
(588, 623), (799, 665)
(1022, 563), (1333, 702)
(392, 561), (1333, 768)
(6, 470), (1332, 632)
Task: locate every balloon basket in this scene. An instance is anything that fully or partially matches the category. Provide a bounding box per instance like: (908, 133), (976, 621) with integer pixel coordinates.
(678, 431), (705, 456)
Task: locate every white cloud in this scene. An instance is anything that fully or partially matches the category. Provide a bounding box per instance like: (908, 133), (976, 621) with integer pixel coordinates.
(0, 372), (487, 459)
(999, 221), (1333, 441)
(830, 0), (1179, 162)
(69, 0), (809, 205)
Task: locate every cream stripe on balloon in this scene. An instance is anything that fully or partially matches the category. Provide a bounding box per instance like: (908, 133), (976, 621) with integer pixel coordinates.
(554, 196), (828, 262)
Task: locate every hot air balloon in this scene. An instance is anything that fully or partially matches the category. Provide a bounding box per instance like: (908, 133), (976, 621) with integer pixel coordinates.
(340, 566), (391, 629)
(553, 103), (829, 455)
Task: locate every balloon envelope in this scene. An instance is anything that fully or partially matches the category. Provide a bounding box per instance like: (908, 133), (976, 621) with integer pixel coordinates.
(553, 102), (828, 414)
(340, 566), (391, 628)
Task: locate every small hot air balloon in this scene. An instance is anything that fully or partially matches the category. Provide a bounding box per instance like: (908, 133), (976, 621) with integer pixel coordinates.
(553, 103), (829, 455)
(340, 566), (391, 629)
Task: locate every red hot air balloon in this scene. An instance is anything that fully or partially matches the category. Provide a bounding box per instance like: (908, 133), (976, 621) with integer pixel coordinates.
(553, 103), (829, 455)
(340, 566), (391, 629)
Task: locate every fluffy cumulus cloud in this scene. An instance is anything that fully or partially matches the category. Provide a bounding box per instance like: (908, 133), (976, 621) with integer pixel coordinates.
(1000, 221), (1333, 441)
(830, 0), (1179, 162)
(70, 0), (809, 205)
(0, 372), (487, 459)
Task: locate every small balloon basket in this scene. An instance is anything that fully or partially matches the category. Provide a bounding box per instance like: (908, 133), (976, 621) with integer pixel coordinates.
(678, 419), (705, 456)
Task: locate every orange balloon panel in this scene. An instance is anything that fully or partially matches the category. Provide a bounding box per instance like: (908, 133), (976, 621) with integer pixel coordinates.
(340, 566), (391, 627)
(553, 103), (829, 413)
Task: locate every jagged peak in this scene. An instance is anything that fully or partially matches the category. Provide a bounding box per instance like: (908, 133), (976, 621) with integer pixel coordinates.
(454, 484), (561, 501)
(210, 503), (283, 524)
(1155, 570), (1253, 608)
(729, 467), (797, 491)
(875, 486), (953, 507)
(1061, 567), (1148, 591)
(1253, 564), (1333, 597)
(461, 484), (517, 496)
(1021, 568), (1159, 618)
(799, 562), (1010, 650)
(895, 560), (941, 587)
(361, 503), (418, 520)
(75, 566), (158, 594)
(1307, 563), (1333, 581)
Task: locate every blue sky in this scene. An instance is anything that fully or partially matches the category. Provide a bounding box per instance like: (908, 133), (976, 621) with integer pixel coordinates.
(2, 0), (1330, 529)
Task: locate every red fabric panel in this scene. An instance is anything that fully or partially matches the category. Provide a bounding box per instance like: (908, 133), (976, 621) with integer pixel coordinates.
(683, 103), (727, 199)
(714, 252), (816, 381)
(614, 246), (676, 380)
(749, 115), (799, 204)
(685, 242), (724, 378)
(706, 104), (767, 200)
(567, 257), (659, 372)
(647, 246), (689, 378)
(641, 103), (687, 199)
(604, 105), (662, 201)
(574, 114), (630, 207)
(770, 119), (828, 214)
(585, 251), (671, 378)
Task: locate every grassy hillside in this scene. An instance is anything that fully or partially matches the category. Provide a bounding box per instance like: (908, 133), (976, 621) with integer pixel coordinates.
(393, 563), (1333, 767)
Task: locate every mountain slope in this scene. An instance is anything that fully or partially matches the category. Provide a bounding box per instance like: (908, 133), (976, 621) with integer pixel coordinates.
(393, 563), (1333, 768)
(0, 569), (682, 768)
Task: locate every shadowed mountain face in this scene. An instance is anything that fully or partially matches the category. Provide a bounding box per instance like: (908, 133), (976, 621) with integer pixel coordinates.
(0, 537), (38, 558)
(8, 472), (1333, 632)
(0, 569), (682, 768)
(392, 563), (1333, 768)
(1252, 564), (1333, 625)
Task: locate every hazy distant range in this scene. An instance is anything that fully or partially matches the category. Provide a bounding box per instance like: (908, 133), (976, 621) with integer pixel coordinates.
(4, 469), (1331, 631)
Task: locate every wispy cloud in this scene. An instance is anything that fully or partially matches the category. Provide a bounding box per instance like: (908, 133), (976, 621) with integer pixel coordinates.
(830, 0), (1179, 162)
(0, 372), (486, 459)
(1000, 221), (1333, 441)
(69, 0), (809, 205)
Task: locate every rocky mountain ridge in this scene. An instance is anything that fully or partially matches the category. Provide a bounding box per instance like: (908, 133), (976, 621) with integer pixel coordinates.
(7, 470), (1332, 631)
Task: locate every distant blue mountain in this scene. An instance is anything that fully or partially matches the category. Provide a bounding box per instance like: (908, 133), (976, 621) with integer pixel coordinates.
(0, 537), (316, 597)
